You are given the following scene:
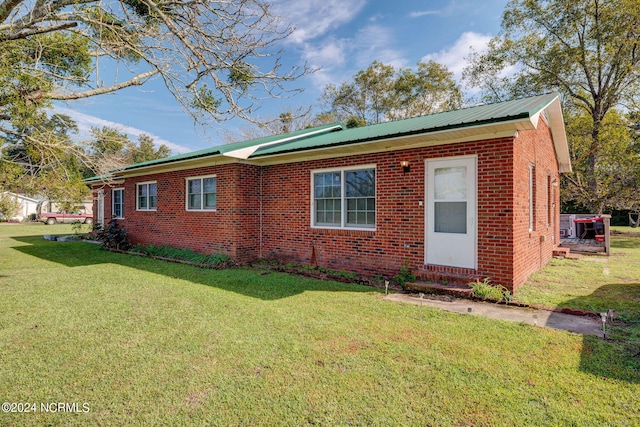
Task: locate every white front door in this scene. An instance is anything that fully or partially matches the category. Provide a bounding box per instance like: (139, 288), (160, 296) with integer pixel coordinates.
(426, 157), (477, 269)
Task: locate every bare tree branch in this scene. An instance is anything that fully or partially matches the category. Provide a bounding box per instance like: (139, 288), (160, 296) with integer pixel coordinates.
(48, 68), (161, 100)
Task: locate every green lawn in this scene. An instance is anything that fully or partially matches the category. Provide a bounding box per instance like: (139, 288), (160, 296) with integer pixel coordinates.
(1, 224), (639, 426)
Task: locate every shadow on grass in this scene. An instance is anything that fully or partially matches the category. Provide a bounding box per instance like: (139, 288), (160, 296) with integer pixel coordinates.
(10, 235), (375, 301)
(563, 283), (640, 383)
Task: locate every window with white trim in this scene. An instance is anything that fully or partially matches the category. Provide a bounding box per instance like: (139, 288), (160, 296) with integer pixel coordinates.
(112, 188), (124, 219)
(186, 175), (217, 210)
(137, 182), (157, 211)
(312, 167), (376, 229)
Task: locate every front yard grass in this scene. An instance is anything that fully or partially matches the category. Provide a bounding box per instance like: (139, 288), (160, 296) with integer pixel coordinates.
(515, 226), (640, 407)
(1, 224), (639, 426)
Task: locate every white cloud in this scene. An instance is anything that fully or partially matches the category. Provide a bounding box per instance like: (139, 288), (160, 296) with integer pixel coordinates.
(302, 24), (408, 91)
(271, 1), (410, 95)
(303, 39), (348, 68)
(409, 1), (457, 19)
(409, 10), (441, 18)
(273, 0), (367, 44)
(353, 25), (407, 69)
(421, 31), (493, 82)
(54, 107), (192, 154)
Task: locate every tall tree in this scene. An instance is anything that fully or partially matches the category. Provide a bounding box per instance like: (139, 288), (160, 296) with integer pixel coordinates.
(464, 0), (640, 212)
(0, 112), (88, 201)
(0, 0), (309, 183)
(388, 61), (463, 120)
(563, 108), (640, 212)
(88, 127), (171, 175)
(129, 134), (171, 164)
(88, 126), (132, 176)
(0, 0), (307, 123)
(322, 60), (462, 126)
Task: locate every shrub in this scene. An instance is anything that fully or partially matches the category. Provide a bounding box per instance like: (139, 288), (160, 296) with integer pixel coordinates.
(134, 244), (231, 268)
(394, 261), (416, 290)
(469, 278), (512, 301)
(0, 192), (20, 220)
(95, 219), (130, 250)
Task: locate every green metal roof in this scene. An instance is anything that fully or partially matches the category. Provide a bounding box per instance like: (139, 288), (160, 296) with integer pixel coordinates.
(119, 122), (344, 171)
(89, 92), (567, 179)
(253, 93), (559, 157)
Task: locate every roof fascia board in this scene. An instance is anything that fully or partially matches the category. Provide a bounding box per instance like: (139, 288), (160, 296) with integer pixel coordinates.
(544, 98), (572, 173)
(520, 95), (571, 173)
(248, 129), (521, 166)
(1, 192), (40, 203)
(87, 178), (125, 186)
(117, 155), (235, 178)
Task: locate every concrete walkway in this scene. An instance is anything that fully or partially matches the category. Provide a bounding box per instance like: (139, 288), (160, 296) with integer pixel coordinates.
(383, 293), (603, 336)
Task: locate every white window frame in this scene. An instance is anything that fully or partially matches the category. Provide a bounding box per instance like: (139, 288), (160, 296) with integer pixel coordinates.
(310, 165), (376, 230)
(185, 174), (217, 211)
(112, 188), (124, 219)
(136, 181), (157, 211)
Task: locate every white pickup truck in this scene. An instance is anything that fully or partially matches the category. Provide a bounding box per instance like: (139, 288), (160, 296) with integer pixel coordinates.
(38, 210), (94, 225)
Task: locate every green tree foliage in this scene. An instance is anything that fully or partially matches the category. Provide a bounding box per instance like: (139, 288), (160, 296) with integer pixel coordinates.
(0, 112), (88, 201)
(88, 127), (171, 176)
(0, 0), (307, 195)
(0, 191), (21, 219)
(322, 60), (462, 126)
(0, 0), (307, 124)
(130, 134), (171, 164)
(563, 108), (640, 212)
(464, 0), (640, 212)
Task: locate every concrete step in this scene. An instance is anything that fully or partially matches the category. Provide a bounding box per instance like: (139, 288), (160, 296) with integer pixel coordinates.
(405, 281), (474, 298)
(416, 268), (483, 287)
(553, 246), (581, 259)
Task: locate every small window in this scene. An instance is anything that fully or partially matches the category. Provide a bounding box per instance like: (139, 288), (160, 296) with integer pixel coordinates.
(186, 176), (217, 211)
(112, 188), (124, 219)
(312, 167), (375, 229)
(433, 166), (467, 234)
(137, 182), (157, 211)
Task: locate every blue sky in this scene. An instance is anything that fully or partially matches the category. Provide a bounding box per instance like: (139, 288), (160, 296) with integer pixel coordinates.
(54, 0), (508, 154)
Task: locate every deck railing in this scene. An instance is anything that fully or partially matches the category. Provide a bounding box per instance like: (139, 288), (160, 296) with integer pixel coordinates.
(559, 213), (611, 255)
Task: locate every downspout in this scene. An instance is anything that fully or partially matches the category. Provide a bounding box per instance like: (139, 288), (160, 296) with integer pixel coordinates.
(259, 166), (263, 259)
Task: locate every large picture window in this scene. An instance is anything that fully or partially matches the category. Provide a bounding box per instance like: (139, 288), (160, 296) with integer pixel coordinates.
(186, 176), (217, 210)
(312, 167), (375, 229)
(112, 188), (124, 219)
(137, 182), (157, 211)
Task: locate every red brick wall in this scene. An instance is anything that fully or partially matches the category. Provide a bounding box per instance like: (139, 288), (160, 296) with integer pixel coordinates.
(260, 122), (559, 292)
(260, 138), (520, 288)
(92, 121), (560, 292)
(93, 163), (260, 260)
(511, 118), (560, 290)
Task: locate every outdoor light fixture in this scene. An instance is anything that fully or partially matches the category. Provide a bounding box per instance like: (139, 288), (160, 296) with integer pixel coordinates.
(401, 160), (410, 174)
(552, 178), (559, 187)
(600, 312), (608, 339)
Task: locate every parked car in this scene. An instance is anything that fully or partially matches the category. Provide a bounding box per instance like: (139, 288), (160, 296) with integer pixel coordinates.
(36, 200), (93, 225)
(38, 210), (93, 225)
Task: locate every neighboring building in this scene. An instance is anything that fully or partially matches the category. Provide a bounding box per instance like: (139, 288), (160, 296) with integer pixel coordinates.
(0, 192), (41, 221)
(88, 93), (571, 292)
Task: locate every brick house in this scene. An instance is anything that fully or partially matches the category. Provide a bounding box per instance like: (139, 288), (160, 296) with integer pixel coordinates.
(89, 93), (571, 292)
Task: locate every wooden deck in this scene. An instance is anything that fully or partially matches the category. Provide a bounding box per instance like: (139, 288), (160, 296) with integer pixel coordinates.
(560, 238), (607, 254)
